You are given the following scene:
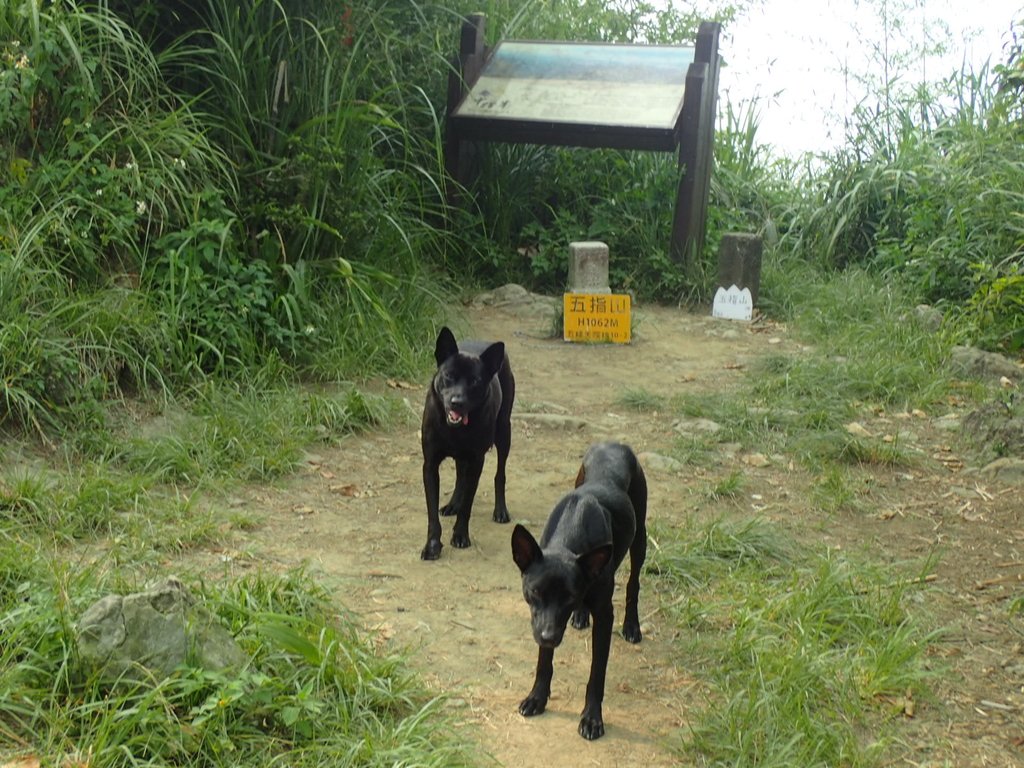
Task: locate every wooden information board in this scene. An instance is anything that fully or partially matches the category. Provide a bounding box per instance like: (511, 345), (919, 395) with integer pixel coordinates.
(444, 15), (720, 275)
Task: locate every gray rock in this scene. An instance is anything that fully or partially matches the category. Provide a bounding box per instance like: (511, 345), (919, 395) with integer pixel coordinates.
(672, 417), (723, 436)
(473, 283), (533, 306)
(962, 402), (1024, 464)
(637, 452), (684, 473)
(515, 413), (589, 430)
(911, 304), (944, 333)
(471, 284), (560, 330)
(978, 457), (1024, 484)
(77, 577), (246, 682)
(950, 346), (1022, 383)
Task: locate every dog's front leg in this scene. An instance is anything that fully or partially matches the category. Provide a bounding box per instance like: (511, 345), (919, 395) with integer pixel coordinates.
(518, 645), (554, 717)
(450, 453), (484, 548)
(421, 458), (443, 560)
(570, 607), (590, 630)
(579, 602), (614, 739)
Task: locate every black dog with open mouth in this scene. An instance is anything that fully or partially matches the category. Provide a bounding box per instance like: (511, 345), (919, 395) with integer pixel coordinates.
(420, 326), (515, 560)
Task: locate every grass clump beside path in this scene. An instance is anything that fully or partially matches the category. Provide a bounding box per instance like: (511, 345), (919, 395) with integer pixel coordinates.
(649, 517), (936, 768)
(0, 558), (480, 767)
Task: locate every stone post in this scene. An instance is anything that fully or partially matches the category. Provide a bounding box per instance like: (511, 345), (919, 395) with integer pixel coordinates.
(716, 233), (763, 306)
(568, 241), (610, 294)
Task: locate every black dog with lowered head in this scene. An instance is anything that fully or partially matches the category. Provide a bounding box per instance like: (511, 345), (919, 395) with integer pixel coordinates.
(511, 441), (647, 740)
(420, 326), (514, 561)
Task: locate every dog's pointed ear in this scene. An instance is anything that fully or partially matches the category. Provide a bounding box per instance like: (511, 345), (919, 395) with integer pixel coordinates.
(574, 464), (586, 488)
(577, 544), (613, 582)
(479, 341), (505, 379)
(511, 524), (542, 573)
(434, 327), (458, 365)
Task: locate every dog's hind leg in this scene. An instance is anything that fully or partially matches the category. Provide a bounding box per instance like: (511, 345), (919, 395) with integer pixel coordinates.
(622, 463), (648, 643)
(621, 528), (646, 643)
(450, 453), (485, 548)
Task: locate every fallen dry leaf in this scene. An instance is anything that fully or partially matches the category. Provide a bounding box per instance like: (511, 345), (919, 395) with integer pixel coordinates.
(845, 421), (874, 438)
(742, 453), (771, 468)
(2, 757), (41, 768)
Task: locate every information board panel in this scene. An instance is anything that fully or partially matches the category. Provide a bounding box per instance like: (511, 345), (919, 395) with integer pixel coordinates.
(563, 293), (632, 344)
(454, 42), (696, 131)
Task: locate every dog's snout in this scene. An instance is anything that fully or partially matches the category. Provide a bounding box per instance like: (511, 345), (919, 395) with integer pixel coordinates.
(534, 624), (563, 648)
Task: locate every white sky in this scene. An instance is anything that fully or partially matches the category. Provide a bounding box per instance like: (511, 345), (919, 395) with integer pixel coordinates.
(717, 0), (1024, 156)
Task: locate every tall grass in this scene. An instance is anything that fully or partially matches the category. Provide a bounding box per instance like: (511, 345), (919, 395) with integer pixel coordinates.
(1, 0), (465, 435)
(781, 61), (1024, 353)
(163, 0), (458, 377)
(0, 1), (228, 432)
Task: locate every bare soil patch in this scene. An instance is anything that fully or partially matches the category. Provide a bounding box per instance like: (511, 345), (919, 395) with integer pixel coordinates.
(196, 300), (1023, 767)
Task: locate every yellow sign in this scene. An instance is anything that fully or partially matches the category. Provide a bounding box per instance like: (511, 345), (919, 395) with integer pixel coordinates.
(563, 293), (632, 344)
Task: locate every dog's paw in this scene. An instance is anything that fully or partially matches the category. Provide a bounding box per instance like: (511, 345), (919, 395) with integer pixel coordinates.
(570, 608), (590, 631)
(622, 621), (643, 644)
(518, 695), (547, 717)
(439, 502), (457, 517)
(492, 506), (510, 524)
(578, 714), (605, 740)
(420, 539), (443, 560)
(450, 531), (471, 548)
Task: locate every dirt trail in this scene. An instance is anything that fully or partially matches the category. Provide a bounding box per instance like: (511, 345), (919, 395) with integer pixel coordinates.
(210, 298), (1023, 767)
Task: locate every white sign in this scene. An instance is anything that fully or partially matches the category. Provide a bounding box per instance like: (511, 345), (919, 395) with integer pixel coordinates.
(712, 285), (753, 321)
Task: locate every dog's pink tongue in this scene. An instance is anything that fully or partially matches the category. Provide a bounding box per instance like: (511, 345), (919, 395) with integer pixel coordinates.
(449, 409), (470, 426)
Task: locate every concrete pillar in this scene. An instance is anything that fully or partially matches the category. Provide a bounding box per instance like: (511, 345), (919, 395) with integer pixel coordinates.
(716, 233), (762, 306)
(568, 241), (610, 294)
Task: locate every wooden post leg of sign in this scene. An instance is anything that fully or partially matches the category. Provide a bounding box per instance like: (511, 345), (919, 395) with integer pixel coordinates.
(670, 61), (708, 275)
(691, 22), (721, 268)
(444, 13), (487, 203)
